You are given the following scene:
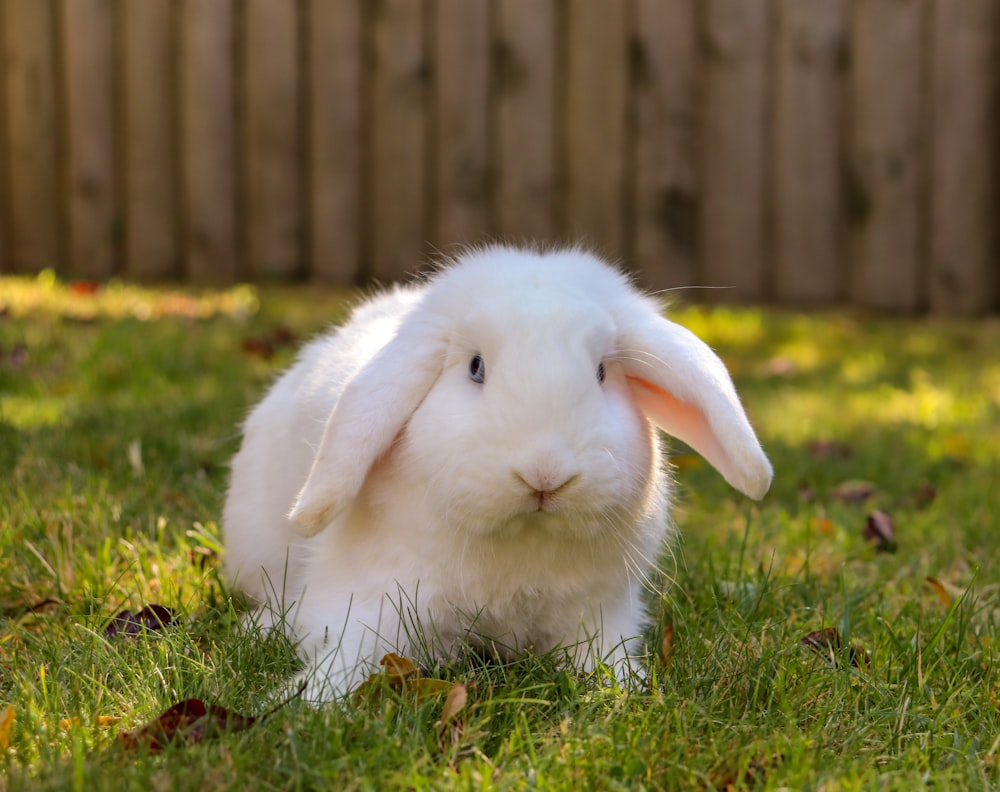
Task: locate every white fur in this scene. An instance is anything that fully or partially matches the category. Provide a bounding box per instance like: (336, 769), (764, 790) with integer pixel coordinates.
(222, 245), (772, 700)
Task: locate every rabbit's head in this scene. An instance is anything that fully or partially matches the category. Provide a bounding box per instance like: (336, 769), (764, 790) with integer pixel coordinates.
(289, 246), (772, 538)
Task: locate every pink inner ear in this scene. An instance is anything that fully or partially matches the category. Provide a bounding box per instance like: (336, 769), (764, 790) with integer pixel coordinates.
(626, 375), (730, 479)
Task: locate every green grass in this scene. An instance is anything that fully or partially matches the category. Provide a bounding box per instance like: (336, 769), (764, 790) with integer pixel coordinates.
(2, 273), (1000, 790)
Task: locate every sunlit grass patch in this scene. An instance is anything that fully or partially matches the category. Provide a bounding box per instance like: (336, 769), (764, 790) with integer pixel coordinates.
(2, 275), (999, 790)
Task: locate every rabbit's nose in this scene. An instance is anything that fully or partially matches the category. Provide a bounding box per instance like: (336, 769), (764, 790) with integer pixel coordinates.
(513, 468), (581, 512)
(512, 437), (581, 503)
(513, 468), (580, 497)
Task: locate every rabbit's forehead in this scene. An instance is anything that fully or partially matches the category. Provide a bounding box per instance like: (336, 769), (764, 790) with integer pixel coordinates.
(457, 290), (614, 350)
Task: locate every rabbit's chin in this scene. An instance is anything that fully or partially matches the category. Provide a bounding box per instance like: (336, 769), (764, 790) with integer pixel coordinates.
(470, 507), (631, 544)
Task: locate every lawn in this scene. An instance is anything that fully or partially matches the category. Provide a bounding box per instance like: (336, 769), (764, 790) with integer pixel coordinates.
(2, 273), (999, 790)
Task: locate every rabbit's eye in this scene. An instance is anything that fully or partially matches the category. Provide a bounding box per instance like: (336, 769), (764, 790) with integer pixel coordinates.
(597, 362), (606, 383)
(469, 354), (486, 384)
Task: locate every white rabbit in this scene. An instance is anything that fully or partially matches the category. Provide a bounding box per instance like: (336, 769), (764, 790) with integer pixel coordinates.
(222, 245), (772, 701)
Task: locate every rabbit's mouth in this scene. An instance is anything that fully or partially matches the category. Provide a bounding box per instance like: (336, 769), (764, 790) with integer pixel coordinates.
(531, 489), (570, 513)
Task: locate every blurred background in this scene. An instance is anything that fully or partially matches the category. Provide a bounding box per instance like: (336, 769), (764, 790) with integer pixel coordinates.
(0, 0), (996, 313)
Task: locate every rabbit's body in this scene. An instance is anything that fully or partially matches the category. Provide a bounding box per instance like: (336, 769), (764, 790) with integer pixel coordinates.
(223, 246), (771, 700)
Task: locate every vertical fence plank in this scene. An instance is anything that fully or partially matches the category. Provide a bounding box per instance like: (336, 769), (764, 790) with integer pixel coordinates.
(564, 0), (628, 256)
(431, 0), (489, 250)
(494, 0), (557, 241)
(61, 0), (117, 280)
(771, 0), (847, 304)
(244, 0), (299, 280)
(4, 0), (60, 274)
(306, 0), (361, 283)
(121, 0), (177, 281)
(699, 0), (771, 301)
(367, 0), (427, 280)
(633, 0), (698, 291)
(178, 0), (237, 282)
(928, 0), (1000, 313)
(848, 0), (927, 311)
(0, 5), (9, 273)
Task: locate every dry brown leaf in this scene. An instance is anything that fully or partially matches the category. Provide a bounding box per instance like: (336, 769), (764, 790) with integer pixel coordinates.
(925, 577), (952, 609)
(440, 683), (468, 723)
(830, 480), (877, 503)
(188, 546), (219, 570)
(58, 714), (120, 730)
(800, 627), (869, 669)
(763, 356), (797, 377)
(659, 622), (675, 668)
(0, 705), (13, 750)
(117, 683), (303, 754)
(381, 653), (419, 679)
(911, 480), (937, 508)
(117, 699), (258, 753)
(409, 678), (452, 697)
(812, 516), (834, 535)
(806, 440), (852, 459)
(104, 605), (176, 641)
(353, 654), (451, 705)
(863, 510), (897, 553)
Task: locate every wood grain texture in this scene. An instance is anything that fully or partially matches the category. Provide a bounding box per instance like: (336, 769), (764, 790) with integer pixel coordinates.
(62, 0), (117, 279)
(699, 0), (771, 301)
(494, 0), (557, 241)
(178, 0), (237, 282)
(848, 0), (927, 311)
(431, 0), (490, 250)
(771, 0), (847, 304)
(243, 0), (300, 279)
(306, 0), (361, 283)
(367, 0), (427, 280)
(928, 0), (1000, 313)
(4, 0), (61, 273)
(564, 0), (628, 256)
(633, 0), (699, 291)
(121, 0), (177, 280)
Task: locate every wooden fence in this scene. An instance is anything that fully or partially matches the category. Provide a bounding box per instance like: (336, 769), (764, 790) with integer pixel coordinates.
(0, 0), (997, 313)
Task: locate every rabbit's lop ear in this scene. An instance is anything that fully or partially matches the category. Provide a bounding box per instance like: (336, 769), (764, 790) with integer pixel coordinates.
(289, 315), (446, 536)
(621, 314), (773, 500)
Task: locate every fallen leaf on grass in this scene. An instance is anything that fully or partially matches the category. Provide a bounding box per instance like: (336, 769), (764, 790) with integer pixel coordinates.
(800, 627), (869, 669)
(925, 577), (953, 608)
(2, 597), (60, 619)
(117, 700), (255, 753)
(439, 683), (468, 723)
(188, 546), (219, 570)
(241, 326), (298, 360)
(812, 516), (834, 535)
(58, 714), (120, 730)
(807, 439), (852, 459)
(911, 479), (937, 508)
(863, 510), (897, 553)
(0, 705), (13, 750)
(437, 682), (472, 753)
(353, 653), (452, 705)
(659, 622), (675, 668)
(117, 682), (305, 753)
(104, 605), (176, 640)
(763, 356), (797, 377)
(69, 280), (100, 296)
(829, 479), (877, 503)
